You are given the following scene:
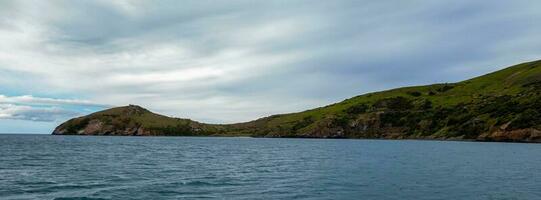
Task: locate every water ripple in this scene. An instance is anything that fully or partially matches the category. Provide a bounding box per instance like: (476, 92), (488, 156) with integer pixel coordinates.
(1, 135), (541, 199)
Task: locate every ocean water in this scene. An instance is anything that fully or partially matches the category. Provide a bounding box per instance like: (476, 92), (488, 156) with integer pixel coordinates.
(0, 135), (540, 200)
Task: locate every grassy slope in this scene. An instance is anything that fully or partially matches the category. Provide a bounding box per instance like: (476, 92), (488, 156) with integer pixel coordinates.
(227, 60), (541, 139)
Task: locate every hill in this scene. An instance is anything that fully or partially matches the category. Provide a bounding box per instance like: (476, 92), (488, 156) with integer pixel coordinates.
(53, 60), (541, 142)
(52, 105), (229, 136)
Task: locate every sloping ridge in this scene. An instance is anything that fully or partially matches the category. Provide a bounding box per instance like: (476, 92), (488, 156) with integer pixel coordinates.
(53, 60), (541, 142)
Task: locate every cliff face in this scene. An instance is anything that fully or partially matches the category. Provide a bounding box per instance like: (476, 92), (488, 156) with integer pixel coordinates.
(53, 60), (541, 142)
(52, 117), (152, 136)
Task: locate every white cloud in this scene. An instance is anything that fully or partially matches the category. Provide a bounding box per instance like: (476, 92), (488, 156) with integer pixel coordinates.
(0, 95), (109, 107)
(1, 0), (541, 128)
(0, 104), (79, 122)
(0, 94), (108, 123)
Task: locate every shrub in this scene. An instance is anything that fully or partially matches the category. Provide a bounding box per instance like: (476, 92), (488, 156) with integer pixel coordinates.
(406, 91), (422, 97)
(509, 109), (540, 129)
(151, 123), (194, 135)
(413, 99), (432, 110)
(345, 104), (368, 114)
(374, 97), (413, 110)
(331, 115), (351, 127)
(379, 111), (408, 126)
(292, 116), (314, 132)
(65, 118), (90, 133)
(436, 84), (454, 92)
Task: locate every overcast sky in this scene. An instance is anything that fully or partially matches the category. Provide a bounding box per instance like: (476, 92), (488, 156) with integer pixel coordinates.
(1, 0), (541, 133)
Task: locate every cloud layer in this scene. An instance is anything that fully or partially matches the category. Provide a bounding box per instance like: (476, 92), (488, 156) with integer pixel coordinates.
(0, 104), (78, 122)
(1, 1), (541, 132)
(0, 95), (108, 107)
(0, 95), (108, 122)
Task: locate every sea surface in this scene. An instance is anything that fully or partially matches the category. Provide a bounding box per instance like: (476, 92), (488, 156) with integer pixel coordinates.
(0, 134), (540, 200)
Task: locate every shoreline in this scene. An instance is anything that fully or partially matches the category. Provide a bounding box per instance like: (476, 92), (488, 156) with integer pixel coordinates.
(42, 134), (541, 144)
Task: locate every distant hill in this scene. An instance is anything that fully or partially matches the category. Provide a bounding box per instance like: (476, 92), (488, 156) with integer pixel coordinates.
(53, 60), (541, 142)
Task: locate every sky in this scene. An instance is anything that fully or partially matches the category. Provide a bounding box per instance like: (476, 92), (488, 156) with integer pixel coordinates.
(1, 0), (541, 133)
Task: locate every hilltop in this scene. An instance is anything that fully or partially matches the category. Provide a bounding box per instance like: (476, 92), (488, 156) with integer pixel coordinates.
(53, 60), (541, 142)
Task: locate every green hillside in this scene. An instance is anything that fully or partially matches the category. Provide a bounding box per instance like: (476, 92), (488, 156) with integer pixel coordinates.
(53, 60), (541, 142)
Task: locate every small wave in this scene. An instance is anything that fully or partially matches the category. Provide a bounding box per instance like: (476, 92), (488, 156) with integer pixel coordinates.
(15, 180), (57, 185)
(25, 183), (111, 194)
(171, 180), (242, 187)
(47, 184), (109, 190)
(179, 180), (215, 186)
(54, 197), (110, 200)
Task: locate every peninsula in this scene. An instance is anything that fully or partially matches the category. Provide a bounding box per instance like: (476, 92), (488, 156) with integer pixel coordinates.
(53, 60), (541, 142)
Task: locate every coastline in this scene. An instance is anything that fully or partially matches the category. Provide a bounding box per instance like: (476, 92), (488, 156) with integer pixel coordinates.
(46, 133), (541, 144)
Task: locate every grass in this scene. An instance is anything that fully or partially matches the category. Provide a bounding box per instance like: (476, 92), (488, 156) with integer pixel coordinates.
(232, 59), (541, 138)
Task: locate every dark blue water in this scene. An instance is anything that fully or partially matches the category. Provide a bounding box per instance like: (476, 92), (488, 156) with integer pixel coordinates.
(1, 135), (540, 200)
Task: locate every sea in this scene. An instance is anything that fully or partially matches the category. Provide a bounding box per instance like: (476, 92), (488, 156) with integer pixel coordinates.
(0, 134), (540, 200)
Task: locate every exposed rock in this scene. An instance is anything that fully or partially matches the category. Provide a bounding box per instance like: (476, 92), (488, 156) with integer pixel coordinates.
(478, 128), (541, 142)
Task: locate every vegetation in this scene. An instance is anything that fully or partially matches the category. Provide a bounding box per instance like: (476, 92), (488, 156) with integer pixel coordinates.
(54, 60), (541, 142)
